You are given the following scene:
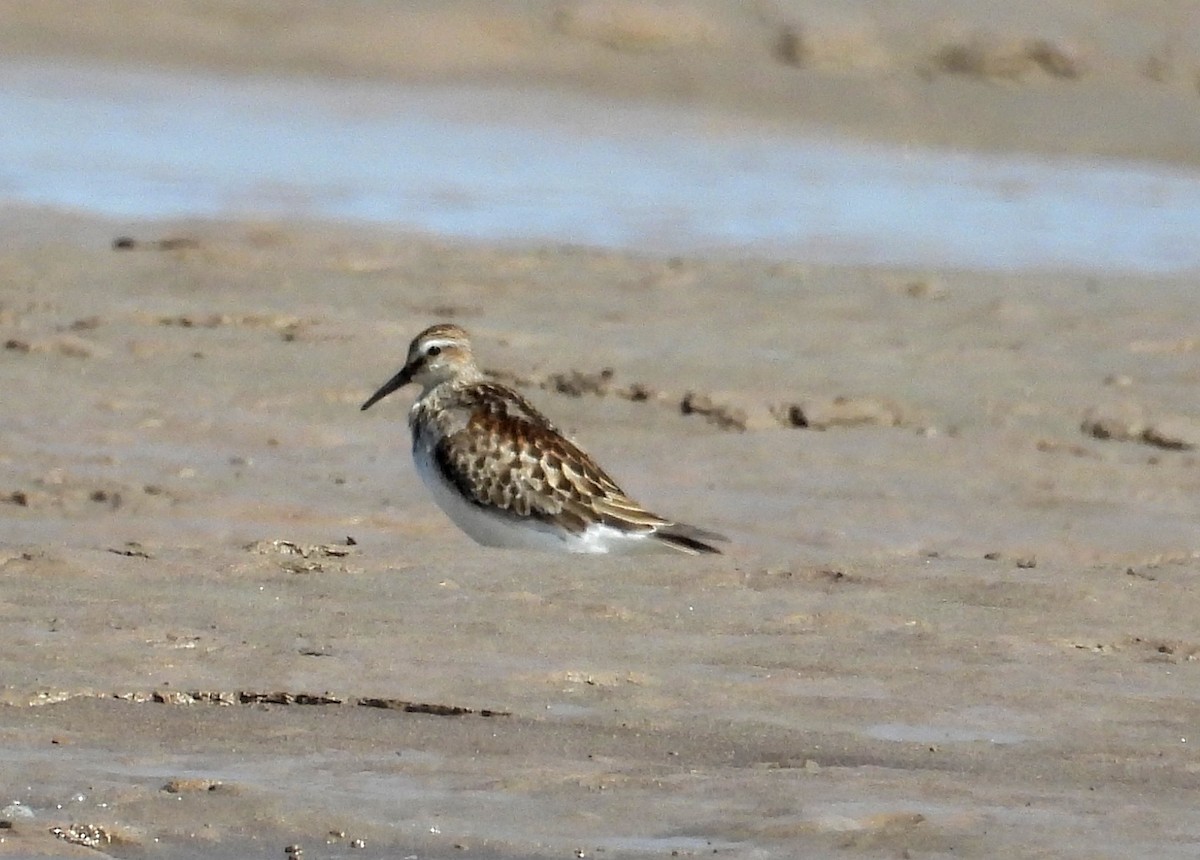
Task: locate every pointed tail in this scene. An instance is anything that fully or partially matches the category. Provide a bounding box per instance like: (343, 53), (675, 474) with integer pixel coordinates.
(653, 523), (728, 555)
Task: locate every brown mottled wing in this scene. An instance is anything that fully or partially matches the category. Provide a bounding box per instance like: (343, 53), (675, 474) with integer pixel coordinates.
(432, 384), (673, 536)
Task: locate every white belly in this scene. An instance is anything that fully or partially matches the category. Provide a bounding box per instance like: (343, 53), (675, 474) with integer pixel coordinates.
(411, 437), (576, 552)
(410, 436), (666, 554)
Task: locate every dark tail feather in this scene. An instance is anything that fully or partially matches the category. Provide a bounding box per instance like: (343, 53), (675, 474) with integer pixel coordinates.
(653, 523), (728, 555)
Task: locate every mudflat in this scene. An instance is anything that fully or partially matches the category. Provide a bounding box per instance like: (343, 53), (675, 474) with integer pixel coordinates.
(2, 1), (1200, 857)
(2, 0), (1199, 165)
(1, 211), (1197, 857)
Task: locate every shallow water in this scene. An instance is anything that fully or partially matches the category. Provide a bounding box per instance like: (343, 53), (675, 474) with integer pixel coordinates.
(4, 60), (1199, 273)
(3, 73), (1200, 859)
(864, 722), (1029, 745)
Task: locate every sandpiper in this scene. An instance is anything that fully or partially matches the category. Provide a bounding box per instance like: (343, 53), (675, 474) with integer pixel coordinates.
(361, 324), (726, 554)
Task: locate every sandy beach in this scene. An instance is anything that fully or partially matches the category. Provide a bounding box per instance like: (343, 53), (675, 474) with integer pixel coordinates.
(2, 3), (1200, 858)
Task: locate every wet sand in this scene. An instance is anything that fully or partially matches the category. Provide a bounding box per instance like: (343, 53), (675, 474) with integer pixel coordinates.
(8, 59), (1200, 273)
(1, 211), (1198, 857)
(2, 1), (1200, 857)
(2, 0), (1199, 166)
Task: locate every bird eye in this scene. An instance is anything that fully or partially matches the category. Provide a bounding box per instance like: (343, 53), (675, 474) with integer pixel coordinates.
(426, 345), (442, 357)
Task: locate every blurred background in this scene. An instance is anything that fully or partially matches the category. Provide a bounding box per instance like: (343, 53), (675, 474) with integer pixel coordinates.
(3, 0), (1199, 272)
(3, 7), (1200, 857)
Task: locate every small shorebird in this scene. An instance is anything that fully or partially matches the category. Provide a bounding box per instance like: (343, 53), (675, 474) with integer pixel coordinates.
(361, 324), (726, 555)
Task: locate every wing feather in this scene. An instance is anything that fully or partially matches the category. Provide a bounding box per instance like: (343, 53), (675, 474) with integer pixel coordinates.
(424, 380), (725, 553)
(429, 383), (672, 535)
